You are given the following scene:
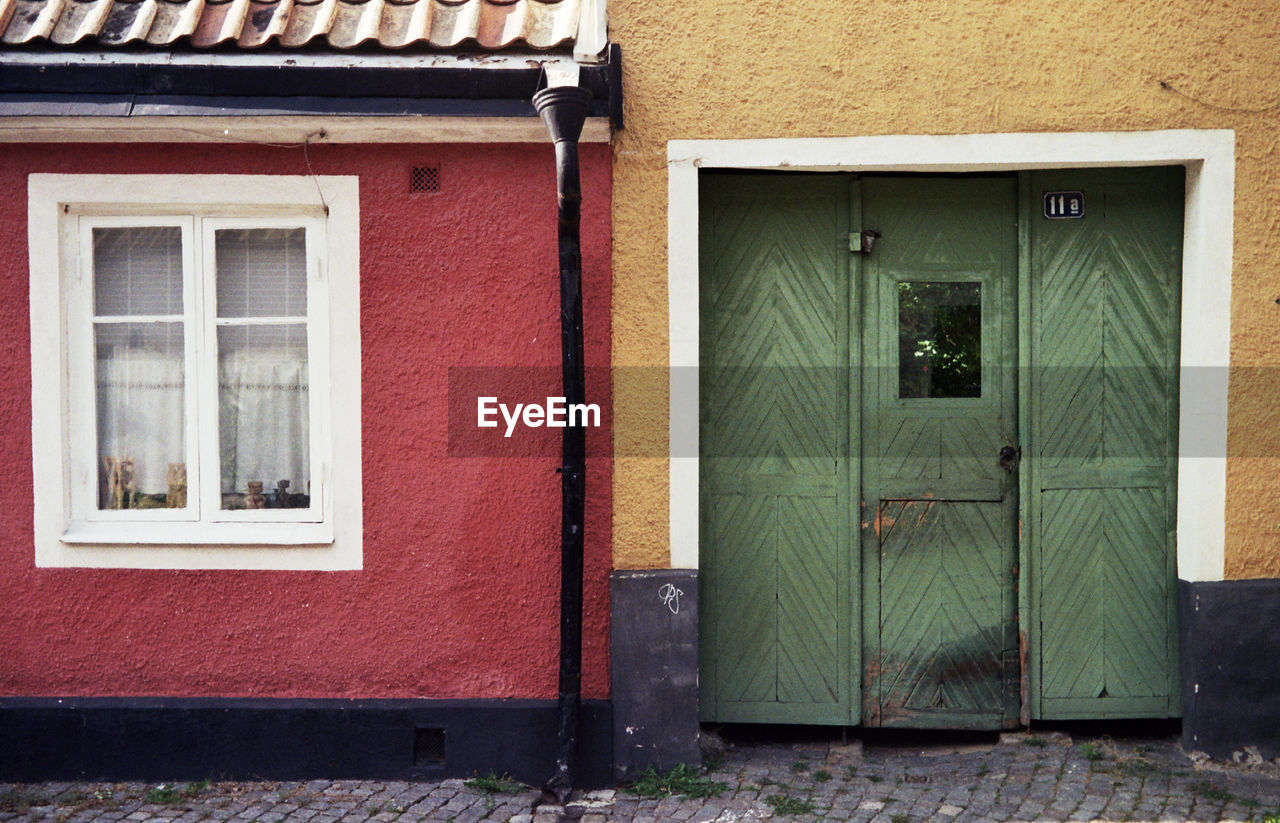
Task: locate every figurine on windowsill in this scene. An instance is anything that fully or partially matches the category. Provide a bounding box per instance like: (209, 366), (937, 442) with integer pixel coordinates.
(101, 456), (136, 510)
(280, 480), (311, 508)
(276, 479), (294, 508)
(276, 478), (311, 504)
(246, 480), (267, 509)
(166, 463), (187, 508)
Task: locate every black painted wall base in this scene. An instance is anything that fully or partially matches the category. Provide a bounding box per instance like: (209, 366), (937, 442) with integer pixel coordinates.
(610, 569), (701, 780)
(1181, 578), (1280, 762)
(0, 697), (612, 785)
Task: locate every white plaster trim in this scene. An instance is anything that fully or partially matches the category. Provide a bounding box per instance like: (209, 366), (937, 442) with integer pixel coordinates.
(29, 174), (363, 570)
(667, 130), (1234, 581)
(0, 116), (610, 144)
(668, 155), (701, 570)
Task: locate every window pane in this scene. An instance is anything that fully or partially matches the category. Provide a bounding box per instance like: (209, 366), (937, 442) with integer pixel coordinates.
(216, 228), (308, 318)
(96, 322), (186, 509)
(218, 325), (310, 510)
(93, 227), (184, 317)
(898, 281), (982, 399)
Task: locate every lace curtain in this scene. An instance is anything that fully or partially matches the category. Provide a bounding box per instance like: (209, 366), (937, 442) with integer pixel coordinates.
(96, 347), (309, 503)
(218, 349), (309, 496)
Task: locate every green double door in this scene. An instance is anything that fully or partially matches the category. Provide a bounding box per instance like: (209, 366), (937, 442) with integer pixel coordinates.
(699, 170), (1182, 728)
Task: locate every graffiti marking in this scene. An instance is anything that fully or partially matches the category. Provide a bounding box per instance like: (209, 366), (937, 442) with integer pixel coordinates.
(659, 583), (683, 615)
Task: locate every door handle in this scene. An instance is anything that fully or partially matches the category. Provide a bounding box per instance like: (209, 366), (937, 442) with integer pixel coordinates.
(999, 445), (1021, 474)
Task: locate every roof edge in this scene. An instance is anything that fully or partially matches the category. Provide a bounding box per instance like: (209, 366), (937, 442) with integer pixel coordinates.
(0, 50), (578, 69)
(0, 44), (622, 127)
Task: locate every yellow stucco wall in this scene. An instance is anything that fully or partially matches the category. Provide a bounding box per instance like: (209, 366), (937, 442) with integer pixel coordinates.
(608, 0), (1280, 577)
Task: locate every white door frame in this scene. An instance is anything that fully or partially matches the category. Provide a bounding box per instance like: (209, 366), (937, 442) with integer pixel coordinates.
(667, 130), (1234, 583)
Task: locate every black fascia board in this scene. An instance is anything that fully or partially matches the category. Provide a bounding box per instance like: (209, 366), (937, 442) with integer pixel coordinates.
(0, 93), (133, 116)
(0, 50), (621, 126)
(128, 95), (556, 117)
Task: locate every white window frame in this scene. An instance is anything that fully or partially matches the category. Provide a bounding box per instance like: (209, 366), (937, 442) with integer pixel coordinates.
(71, 215), (200, 527)
(30, 174), (363, 570)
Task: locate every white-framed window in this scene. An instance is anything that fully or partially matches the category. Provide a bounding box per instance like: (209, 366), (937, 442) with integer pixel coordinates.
(30, 175), (362, 569)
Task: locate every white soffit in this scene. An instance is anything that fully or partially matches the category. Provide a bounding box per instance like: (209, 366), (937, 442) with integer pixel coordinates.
(0, 115), (611, 143)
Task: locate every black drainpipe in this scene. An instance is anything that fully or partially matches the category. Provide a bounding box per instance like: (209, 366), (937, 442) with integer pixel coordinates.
(533, 83), (592, 806)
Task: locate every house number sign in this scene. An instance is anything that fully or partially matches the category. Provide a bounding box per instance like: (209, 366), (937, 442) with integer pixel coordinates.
(1044, 191), (1085, 219)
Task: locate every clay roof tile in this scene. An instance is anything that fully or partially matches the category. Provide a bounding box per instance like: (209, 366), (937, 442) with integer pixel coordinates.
(237, 0), (291, 46)
(0, 0), (585, 49)
(97, 0), (157, 45)
(145, 0), (204, 44)
(50, 0), (111, 44)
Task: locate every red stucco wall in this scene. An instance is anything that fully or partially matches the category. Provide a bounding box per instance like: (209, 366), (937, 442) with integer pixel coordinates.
(0, 141), (612, 700)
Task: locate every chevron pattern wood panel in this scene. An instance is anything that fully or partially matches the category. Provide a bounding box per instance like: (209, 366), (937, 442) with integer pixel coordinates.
(878, 187), (1006, 268)
(879, 418), (942, 480)
(699, 174), (851, 724)
(703, 181), (842, 479)
(709, 493), (780, 704)
(877, 500), (1007, 721)
(706, 491), (844, 711)
(941, 417), (1001, 482)
(875, 416), (1002, 484)
(1030, 168), (1183, 718)
(1037, 225), (1105, 469)
(1035, 217), (1176, 468)
(1040, 487), (1169, 699)
(777, 495), (841, 704)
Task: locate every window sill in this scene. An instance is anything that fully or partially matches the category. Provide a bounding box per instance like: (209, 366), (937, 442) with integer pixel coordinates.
(61, 521), (334, 547)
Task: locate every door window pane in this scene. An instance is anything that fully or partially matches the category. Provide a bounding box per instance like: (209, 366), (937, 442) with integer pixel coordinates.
(95, 322), (186, 509)
(898, 281), (981, 398)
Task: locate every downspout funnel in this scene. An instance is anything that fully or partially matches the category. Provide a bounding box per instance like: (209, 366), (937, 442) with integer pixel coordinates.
(533, 83), (592, 807)
(536, 85), (591, 145)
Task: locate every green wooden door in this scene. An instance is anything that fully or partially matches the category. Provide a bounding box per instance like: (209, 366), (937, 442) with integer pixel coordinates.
(859, 177), (1020, 729)
(699, 169), (1181, 728)
(1026, 168), (1182, 719)
(699, 174), (857, 724)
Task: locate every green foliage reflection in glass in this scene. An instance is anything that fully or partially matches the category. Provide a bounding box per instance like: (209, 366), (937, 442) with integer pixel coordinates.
(898, 281), (982, 398)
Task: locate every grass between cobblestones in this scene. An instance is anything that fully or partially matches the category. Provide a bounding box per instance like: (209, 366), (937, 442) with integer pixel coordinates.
(763, 791), (814, 815)
(461, 773), (524, 795)
(144, 779), (209, 804)
(628, 763), (729, 799)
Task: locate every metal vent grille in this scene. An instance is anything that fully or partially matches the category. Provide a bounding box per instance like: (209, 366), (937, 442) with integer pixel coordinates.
(414, 727), (446, 765)
(410, 165), (441, 194)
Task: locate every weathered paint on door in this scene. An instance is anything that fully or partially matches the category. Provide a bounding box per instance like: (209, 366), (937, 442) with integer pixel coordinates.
(698, 174), (857, 724)
(859, 177), (1020, 729)
(699, 168), (1181, 728)
(1025, 168), (1183, 719)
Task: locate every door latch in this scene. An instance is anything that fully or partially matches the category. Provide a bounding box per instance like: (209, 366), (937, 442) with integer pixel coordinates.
(999, 445), (1021, 474)
(848, 230), (882, 254)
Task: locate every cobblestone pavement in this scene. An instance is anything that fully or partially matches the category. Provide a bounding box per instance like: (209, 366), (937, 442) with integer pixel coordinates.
(4, 729), (1280, 822)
